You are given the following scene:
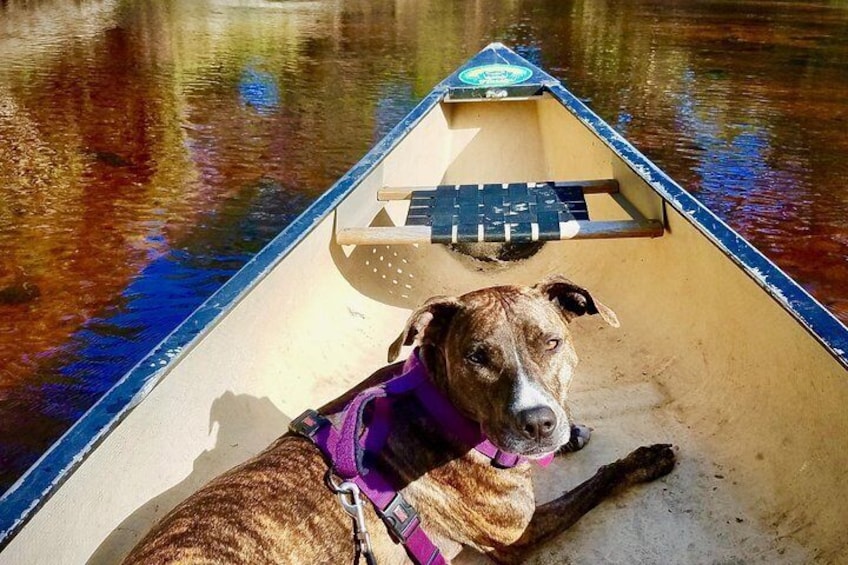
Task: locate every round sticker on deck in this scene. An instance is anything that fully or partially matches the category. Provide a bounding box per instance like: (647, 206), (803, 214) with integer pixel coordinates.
(458, 64), (533, 87)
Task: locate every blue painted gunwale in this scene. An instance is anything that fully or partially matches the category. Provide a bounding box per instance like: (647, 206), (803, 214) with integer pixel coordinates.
(1, 42), (846, 550)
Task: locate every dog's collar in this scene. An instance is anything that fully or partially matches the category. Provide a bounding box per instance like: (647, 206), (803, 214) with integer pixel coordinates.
(333, 348), (554, 478)
(290, 349), (554, 565)
(402, 350), (556, 469)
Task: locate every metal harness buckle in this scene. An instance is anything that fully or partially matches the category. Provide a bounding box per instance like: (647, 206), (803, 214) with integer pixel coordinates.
(289, 409), (328, 438)
(381, 493), (419, 542)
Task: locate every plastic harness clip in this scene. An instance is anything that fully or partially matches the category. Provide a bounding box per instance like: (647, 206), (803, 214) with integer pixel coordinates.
(381, 493), (419, 541)
(289, 409), (328, 438)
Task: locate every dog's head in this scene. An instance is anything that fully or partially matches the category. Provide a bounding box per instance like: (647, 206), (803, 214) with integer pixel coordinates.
(389, 275), (618, 458)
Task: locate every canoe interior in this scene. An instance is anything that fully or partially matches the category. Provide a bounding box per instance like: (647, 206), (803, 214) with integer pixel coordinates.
(3, 78), (848, 563)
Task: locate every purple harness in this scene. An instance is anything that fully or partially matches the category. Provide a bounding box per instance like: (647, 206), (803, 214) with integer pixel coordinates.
(289, 350), (553, 565)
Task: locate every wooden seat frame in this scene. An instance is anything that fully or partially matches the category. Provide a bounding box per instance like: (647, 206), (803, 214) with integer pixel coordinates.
(335, 179), (664, 246)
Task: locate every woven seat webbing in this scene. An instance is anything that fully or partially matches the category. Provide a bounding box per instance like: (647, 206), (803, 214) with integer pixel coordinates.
(405, 182), (589, 244)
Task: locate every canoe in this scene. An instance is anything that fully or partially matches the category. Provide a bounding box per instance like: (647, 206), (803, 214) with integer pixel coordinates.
(2, 43), (847, 564)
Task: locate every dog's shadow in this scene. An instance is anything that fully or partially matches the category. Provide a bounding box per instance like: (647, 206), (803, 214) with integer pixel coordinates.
(87, 391), (290, 565)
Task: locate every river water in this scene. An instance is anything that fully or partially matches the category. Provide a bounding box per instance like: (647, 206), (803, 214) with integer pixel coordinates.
(1, 0), (846, 492)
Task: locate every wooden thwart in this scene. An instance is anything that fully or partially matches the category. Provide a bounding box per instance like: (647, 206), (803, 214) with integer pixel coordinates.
(336, 220), (663, 246)
(377, 179), (620, 201)
(336, 180), (664, 246)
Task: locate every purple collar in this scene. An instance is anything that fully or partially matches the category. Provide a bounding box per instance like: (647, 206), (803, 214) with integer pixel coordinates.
(335, 349), (553, 478)
(403, 351), (555, 469)
(290, 349), (553, 565)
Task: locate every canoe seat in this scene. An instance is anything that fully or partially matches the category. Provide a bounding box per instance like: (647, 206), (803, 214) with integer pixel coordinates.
(406, 182), (588, 244)
(335, 179), (664, 246)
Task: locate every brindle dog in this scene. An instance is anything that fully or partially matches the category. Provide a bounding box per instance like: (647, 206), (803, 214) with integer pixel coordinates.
(123, 275), (675, 564)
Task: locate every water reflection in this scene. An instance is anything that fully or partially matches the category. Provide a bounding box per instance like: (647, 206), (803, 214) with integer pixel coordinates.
(673, 68), (808, 243)
(0, 177), (312, 487)
(373, 84), (416, 142)
(1, 0), (848, 492)
(239, 66), (280, 114)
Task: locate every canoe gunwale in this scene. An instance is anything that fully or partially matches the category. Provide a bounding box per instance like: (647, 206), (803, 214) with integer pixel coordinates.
(542, 78), (848, 372)
(441, 42), (848, 371)
(1, 41), (846, 554)
(0, 76), (450, 551)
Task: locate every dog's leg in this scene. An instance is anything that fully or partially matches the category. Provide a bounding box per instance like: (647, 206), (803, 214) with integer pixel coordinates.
(491, 444), (676, 564)
(557, 404), (591, 454)
(557, 424), (592, 454)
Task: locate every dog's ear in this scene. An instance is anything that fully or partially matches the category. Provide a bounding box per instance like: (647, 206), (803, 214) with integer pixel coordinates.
(534, 274), (619, 327)
(387, 296), (462, 362)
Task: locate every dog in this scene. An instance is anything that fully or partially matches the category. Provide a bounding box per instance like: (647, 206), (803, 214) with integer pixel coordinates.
(123, 275), (675, 564)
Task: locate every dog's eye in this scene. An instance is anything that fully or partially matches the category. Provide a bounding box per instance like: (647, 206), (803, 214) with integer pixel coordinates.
(466, 349), (487, 366)
(545, 338), (561, 351)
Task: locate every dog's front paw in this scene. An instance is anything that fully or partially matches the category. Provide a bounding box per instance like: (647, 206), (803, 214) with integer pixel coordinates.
(557, 424), (592, 455)
(617, 443), (676, 484)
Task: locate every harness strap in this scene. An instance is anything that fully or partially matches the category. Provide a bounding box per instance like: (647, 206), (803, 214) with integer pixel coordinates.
(288, 349), (553, 565)
(334, 355), (430, 479)
(292, 409), (445, 565)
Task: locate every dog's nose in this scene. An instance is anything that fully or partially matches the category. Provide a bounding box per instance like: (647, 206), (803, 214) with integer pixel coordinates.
(517, 406), (557, 441)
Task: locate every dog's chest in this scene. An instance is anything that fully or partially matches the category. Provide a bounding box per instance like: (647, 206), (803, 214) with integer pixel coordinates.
(377, 406), (537, 551)
(402, 454), (536, 551)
